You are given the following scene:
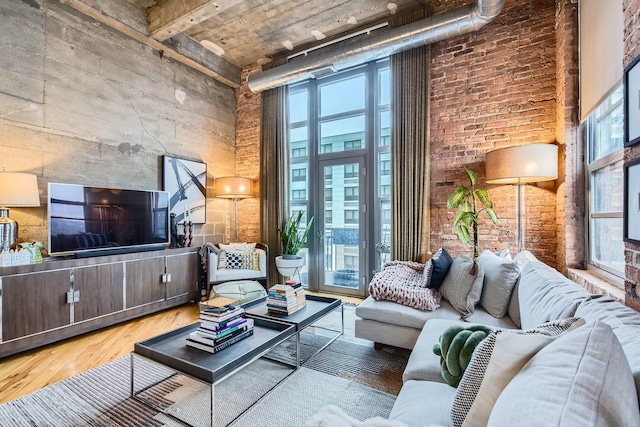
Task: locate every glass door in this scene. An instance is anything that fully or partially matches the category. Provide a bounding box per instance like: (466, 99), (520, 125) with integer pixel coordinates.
(317, 156), (367, 296)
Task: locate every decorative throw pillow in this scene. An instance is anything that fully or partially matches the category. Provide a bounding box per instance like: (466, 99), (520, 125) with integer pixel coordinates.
(218, 242), (257, 269)
(493, 248), (511, 259)
(433, 324), (493, 387)
(225, 251), (260, 270)
(450, 317), (585, 427)
(422, 259), (434, 288)
(438, 254), (484, 318)
(477, 250), (522, 318)
(427, 248), (453, 290)
(486, 320), (640, 427)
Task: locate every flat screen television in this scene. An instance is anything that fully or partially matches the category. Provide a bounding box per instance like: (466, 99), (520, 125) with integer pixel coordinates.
(48, 183), (170, 257)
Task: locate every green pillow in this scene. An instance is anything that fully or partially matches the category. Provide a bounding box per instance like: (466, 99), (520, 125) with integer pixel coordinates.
(433, 324), (493, 387)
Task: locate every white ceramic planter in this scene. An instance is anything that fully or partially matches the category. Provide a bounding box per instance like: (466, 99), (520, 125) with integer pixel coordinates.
(275, 255), (305, 277)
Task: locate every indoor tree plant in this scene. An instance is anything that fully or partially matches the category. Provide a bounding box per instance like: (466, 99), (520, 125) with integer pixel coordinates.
(275, 211), (314, 277)
(447, 168), (497, 259)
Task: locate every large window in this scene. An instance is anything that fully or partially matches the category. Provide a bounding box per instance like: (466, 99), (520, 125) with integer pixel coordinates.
(287, 60), (390, 292)
(586, 85), (624, 281)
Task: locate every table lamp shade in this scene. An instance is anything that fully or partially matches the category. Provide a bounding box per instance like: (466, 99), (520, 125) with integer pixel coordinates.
(214, 176), (253, 199)
(485, 144), (558, 184)
(0, 172), (40, 252)
(0, 173), (41, 207)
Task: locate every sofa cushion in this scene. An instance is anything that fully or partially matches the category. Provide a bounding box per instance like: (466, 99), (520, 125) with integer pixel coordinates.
(507, 250), (541, 327)
(439, 255), (484, 318)
(357, 296), (517, 332)
(517, 260), (590, 330)
(428, 248), (453, 290)
(210, 280), (266, 304)
(389, 380), (456, 427)
(575, 294), (640, 404)
(478, 250), (522, 318)
(451, 317), (584, 427)
(487, 321), (640, 427)
(404, 319), (471, 384)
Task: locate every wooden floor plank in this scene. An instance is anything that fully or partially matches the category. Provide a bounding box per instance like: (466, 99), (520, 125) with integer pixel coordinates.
(0, 291), (364, 404)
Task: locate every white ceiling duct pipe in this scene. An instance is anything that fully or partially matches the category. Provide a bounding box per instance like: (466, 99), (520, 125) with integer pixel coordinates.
(248, 0), (505, 93)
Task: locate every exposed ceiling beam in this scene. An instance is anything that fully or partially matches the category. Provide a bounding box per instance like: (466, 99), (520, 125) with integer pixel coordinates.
(148, 0), (242, 42)
(56, 0), (241, 88)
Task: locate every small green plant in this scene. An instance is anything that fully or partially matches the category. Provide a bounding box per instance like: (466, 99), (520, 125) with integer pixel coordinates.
(447, 168), (497, 258)
(278, 211), (314, 256)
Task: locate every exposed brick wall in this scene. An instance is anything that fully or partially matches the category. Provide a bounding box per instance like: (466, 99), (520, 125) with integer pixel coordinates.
(555, 0), (583, 274)
(235, 64), (262, 243)
(429, 0), (558, 267)
(624, 0), (640, 309)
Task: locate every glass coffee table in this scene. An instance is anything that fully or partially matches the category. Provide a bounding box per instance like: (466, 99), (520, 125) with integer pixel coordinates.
(243, 294), (343, 366)
(130, 295), (342, 427)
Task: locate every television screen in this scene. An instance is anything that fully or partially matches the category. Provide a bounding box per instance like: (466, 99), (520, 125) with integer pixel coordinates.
(48, 183), (170, 256)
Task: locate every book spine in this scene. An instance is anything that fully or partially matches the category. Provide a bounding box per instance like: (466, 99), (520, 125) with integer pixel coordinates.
(212, 329), (254, 352)
(198, 312), (244, 327)
(197, 318), (246, 335)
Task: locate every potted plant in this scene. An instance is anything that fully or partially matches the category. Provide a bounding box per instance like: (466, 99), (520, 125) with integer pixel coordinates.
(447, 168), (497, 259)
(275, 211), (314, 277)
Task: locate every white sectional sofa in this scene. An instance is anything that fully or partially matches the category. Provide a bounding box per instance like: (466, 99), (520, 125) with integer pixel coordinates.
(352, 251), (640, 427)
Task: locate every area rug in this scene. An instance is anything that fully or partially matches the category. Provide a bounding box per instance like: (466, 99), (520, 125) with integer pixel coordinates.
(0, 304), (406, 426)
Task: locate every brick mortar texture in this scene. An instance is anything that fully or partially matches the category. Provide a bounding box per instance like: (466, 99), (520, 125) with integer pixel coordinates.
(429, 0), (558, 267)
(235, 64), (262, 243)
(625, 0), (640, 309)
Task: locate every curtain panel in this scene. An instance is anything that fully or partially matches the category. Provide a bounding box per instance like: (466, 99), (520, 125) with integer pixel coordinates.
(390, 10), (431, 262)
(260, 65), (289, 286)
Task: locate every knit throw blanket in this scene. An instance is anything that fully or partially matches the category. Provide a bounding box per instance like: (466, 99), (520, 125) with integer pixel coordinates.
(368, 261), (441, 311)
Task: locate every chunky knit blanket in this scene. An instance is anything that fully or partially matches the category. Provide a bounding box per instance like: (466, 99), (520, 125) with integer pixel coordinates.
(368, 261), (441, 311)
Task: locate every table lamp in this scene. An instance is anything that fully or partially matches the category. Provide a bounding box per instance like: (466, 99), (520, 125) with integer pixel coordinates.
(0, 172), (41, 252)
(214, 176), (253, 241)
(485, 144), (558, 253)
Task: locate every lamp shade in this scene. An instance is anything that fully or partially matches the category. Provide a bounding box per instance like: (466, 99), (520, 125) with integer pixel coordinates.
(485, 144), (558, 184)
(214, 176), (253, 199)
(0, 172), (40, 206)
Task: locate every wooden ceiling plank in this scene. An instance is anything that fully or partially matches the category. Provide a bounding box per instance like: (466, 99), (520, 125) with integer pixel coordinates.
(148, 0), (245, 42)
(56, 0), (241, 88)
(148, 0), (210, 41)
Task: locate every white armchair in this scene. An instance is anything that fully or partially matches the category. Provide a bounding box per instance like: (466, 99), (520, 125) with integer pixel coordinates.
(208, 242), (268, 291)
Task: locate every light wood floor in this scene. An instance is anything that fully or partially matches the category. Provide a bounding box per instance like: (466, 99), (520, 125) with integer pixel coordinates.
(0, 291), (363, 404)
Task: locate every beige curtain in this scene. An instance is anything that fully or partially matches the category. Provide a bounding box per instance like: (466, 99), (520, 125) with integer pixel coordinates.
(260, 60), (289, 287)
(390, 10), (431, 262)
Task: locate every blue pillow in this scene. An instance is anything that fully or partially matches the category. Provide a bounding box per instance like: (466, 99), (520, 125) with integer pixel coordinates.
(428, 247), (453, 289)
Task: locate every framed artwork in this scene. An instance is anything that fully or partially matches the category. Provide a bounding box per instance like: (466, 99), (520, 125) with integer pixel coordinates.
(624, 158), (640, 244)
(163, 156), (207, 224)
(625, 54), (640, 147)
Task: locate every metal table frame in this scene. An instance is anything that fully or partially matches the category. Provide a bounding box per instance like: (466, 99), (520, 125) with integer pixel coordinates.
(131, 318), (296, 427)
(243, 294), (344, 367)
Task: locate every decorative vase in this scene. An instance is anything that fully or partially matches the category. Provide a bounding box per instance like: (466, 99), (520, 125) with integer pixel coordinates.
(275, 255), (305, 277)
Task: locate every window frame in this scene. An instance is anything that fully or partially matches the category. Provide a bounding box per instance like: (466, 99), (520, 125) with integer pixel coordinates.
(585, 85), (625, 285)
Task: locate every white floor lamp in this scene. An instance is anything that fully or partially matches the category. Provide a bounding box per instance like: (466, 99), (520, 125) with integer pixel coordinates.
(214, 176), (253, 242)
(485, 144), (558, 253)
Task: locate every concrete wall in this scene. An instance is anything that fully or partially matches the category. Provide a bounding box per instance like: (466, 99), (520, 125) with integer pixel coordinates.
(0, 0), (237, 251)
(624, 0), (640, 310)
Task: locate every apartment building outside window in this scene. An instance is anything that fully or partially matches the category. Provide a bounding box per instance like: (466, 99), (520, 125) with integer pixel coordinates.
(287, 60), (390, 296)
(586, 85), (624, 282)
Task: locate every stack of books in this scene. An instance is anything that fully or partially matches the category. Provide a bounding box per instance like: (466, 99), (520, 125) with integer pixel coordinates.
(267, 284), (298, 315)
(186, 296), (254, 353)
(286, 279), (306, 309)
